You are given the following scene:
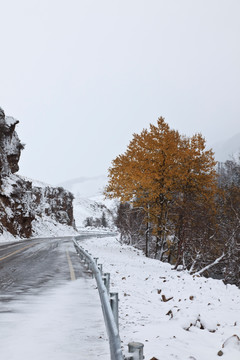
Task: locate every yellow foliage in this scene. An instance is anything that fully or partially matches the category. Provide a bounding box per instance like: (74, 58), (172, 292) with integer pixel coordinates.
(105, 117), (217, 234)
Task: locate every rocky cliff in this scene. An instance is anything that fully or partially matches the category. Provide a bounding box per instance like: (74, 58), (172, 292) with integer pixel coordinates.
(0, 107), (75, 238)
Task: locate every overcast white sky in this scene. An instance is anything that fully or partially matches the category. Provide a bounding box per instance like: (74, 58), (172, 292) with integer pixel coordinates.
(1, 0), (240, 185)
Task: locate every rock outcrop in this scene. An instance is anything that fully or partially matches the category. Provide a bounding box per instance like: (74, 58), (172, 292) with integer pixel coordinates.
(0, 109), (23, 177)
(0, 107), (75, 238)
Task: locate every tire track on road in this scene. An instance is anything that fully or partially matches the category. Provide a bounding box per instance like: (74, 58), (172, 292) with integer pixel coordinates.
(0, 243), (36, 262)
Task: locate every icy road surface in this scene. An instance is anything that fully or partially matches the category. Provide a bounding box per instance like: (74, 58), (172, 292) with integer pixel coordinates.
(0, 236), (110, 360)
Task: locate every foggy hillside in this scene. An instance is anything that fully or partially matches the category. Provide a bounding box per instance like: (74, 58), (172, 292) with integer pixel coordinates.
(212, 132), (240, 162)
(58, 175), (107, 200)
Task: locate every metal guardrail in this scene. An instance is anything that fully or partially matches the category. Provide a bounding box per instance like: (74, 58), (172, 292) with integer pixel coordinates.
(72, 237), (144, 360)
(73, 238), (123, 360)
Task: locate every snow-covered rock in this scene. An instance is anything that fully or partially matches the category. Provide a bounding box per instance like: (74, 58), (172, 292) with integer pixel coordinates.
(0, 108), (76, 241)
(0, 107), (23, 176)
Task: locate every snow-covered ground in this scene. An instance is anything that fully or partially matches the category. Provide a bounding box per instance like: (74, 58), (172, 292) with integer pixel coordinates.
(0, 229), (17, 243)
(81, 236), (240, 360)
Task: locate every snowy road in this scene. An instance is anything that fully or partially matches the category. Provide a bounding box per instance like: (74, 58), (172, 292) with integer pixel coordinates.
(0, 237), (85, 294)
(0, 236), (110, 360)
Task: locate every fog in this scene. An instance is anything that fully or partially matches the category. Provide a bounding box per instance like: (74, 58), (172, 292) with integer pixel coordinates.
(0, 0), (239, 184)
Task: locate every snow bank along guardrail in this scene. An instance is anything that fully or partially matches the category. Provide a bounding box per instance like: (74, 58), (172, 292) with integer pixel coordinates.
(73, 237), (144, 360)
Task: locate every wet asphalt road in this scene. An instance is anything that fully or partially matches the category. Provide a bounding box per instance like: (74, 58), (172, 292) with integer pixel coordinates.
(0, 237), (85, 299)
(0, 236), (111, 359)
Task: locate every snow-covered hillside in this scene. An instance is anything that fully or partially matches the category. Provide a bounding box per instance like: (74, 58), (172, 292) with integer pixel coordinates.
(59, 175), (117, 230)
(81, 236), (240, 360)
(73, 196), (117, 231)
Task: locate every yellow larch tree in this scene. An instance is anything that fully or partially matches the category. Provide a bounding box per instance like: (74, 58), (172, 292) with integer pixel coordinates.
(105, 117), (217, 261)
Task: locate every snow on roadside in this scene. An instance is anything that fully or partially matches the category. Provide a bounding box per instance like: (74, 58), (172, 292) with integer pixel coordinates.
(31, 215), (79, 237)
(0, 216), (79, 244)
(81, 236), (240, 360)
(0, 229), (17, 243)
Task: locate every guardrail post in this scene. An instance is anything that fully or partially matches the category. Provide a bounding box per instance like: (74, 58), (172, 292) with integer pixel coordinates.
(94, 257), (99, 265)
(87, 260), (90, 271)
(128, 342), (144, 360)
(103, 272), (110, 295)
(98, 264), (103, 275)
(110, 292), (119, 331)
(88, 262), (94, 278)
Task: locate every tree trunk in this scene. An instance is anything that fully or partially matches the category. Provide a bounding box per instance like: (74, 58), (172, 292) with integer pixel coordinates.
(145, 223), (149, 257)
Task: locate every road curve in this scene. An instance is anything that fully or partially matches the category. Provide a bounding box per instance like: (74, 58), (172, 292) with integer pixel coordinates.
(0, 236), (85, 298)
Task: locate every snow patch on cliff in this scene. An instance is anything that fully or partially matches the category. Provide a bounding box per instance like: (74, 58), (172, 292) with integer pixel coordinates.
(31, 215), (79, 238)
(5, 116), (18, 127)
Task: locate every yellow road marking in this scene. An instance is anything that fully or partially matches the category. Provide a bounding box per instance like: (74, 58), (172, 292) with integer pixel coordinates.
(0, 243), (25, 251)
(0, 243), (35, 262)
(66, 251), (76, 281)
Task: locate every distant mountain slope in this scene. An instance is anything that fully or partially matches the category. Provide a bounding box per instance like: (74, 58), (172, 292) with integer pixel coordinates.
(73, 196), (116, 230)
(58, 175), (107, 199)
(212, 132), (240, 162)
(59, 175), (117, 230)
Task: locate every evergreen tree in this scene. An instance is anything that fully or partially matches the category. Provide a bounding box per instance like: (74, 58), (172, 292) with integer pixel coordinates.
(101, 212), (108, 227)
